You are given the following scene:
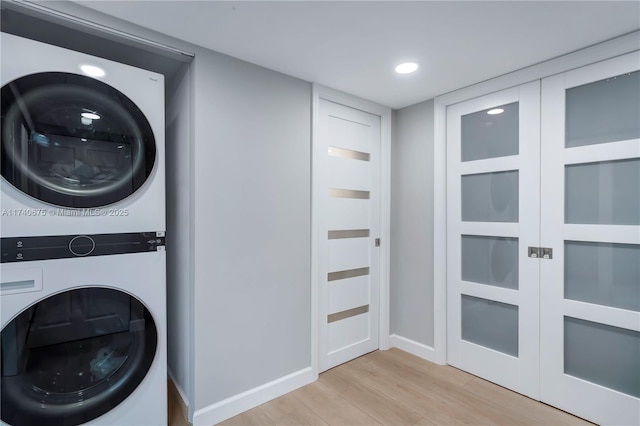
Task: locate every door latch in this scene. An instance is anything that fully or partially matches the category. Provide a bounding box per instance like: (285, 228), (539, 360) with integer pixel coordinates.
(375, 238), (380, 247)
(528, 247), (553, 259)
(528, 247), (541, 258)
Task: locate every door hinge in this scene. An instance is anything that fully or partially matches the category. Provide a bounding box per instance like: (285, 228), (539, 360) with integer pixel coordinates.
(528, 246), (553, 259)
(375, 238), (380, 247)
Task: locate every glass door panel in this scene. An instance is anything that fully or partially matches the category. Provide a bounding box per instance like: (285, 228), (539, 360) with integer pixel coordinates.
(564, 241), (640, 311)
(461, 295), (519, 356)
(461, 102), (519, 161)
(565, 159), (640, 225)
(565, 70), (640, 147)
(564, 317), (640, 398)
(461, 171), (519, 222)
(461, 235), (519, 289)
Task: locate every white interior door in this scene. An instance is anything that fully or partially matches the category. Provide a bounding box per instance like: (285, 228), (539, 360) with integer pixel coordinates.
(446, 82), (541, 399)
(317, 99), (380, 372)
(447, 52), (639, 425)
(540, 52), (640, 426)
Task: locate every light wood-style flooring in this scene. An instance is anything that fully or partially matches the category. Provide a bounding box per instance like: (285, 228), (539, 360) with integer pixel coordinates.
(169, 348), (591, 425)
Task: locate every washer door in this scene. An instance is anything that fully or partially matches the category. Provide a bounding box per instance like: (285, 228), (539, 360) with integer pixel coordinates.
(0, 287), (158, 426)
(1, 72), (156, 208)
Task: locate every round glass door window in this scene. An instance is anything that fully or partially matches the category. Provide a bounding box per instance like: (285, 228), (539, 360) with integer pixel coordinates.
(1, 72), (156, 208)
(0, 287), (158, 426)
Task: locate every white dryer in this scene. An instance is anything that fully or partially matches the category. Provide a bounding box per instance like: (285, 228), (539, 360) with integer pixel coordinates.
(1, 33), (165, 237)
(1, 248), (167, 425)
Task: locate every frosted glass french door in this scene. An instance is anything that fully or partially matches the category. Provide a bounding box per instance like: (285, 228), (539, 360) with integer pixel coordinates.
(447, 51), (640, 425)
(446, 81), (541, 400)
(540, 53), (640, 425)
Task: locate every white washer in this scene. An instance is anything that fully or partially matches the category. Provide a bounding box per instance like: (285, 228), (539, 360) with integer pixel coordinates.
(1, 251), (167, 426)
(1, 33), (165, 237)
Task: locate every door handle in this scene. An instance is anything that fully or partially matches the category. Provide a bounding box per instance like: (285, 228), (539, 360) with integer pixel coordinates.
(528, 247), (553, 259)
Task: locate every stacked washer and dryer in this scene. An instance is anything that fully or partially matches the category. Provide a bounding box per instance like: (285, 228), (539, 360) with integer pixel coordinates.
(0, 33), (167, 425)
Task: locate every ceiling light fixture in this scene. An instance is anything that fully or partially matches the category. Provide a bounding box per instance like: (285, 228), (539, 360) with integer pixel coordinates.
(395, 62), (419, 74)
(80, 65), (105, 78)
(81, 112), (101, 120)
(487, 108), (504, 115)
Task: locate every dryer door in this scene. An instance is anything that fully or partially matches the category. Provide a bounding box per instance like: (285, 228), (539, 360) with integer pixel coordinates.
(1, 72), (156, 208)
(0, 287), (158, 426)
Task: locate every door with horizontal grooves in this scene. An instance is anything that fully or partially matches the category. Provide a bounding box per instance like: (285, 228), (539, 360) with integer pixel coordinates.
(317, 99), (380, 372)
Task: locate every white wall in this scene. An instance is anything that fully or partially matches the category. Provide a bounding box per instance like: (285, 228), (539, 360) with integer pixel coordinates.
(390, 100), (435, 347)
(24, 1), (313, 422)
(165, 62), (194, 413)
(191, 49), (312, 409)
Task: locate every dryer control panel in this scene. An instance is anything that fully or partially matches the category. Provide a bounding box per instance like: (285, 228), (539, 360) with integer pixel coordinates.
(1, 232), (166, 263)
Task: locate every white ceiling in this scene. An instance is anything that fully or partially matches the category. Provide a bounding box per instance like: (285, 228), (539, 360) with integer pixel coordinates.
(72, 1), (639, 109)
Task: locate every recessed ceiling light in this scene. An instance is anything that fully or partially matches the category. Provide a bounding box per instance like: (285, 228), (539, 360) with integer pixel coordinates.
(395, 62), (419, 74)
(81, 112), (101, 120)
(487, 108), (504, 115)
(80, 65), (105, 78)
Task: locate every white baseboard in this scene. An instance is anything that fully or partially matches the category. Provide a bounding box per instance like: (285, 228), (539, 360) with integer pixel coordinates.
(193, 367), (315, 426)
(389, 334), (437, 364)
(168, 369), (190, 423)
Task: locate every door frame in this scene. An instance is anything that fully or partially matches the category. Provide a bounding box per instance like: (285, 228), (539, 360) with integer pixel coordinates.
(311, 83), (392, 378)
(432, 31), (640, 365)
